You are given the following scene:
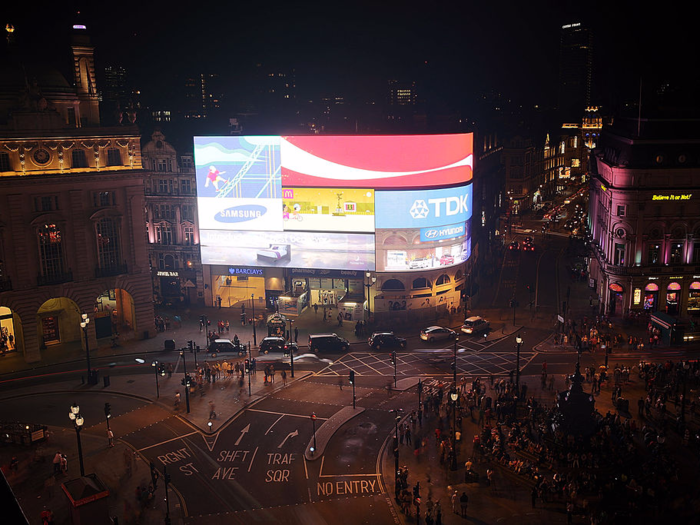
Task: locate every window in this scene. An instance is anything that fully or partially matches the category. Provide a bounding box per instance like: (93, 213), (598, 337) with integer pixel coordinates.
(106, 148), (122, 166)
(156, 224), (173, 245)
(436, 274), (451, 286)
(0, 152), (10, 172)
(155, 205), (174, 220)
(93, 191), (115, 207)
(614, 243), (625, 266)
(96, 218), (122, 269)
(693, 243), (700, 264)
(157, 159), (170, 172)
(381, 279), (405, 291)
(670, 243), (684, 264)
(616, 205), (625, 217)
(71, 149), (89, 168)
(38, 224), (65, 278)
(181, 179), (192, 194)
(184, 226), (195, 245)
(157, 179), (172, 194)
(412, 278), (431, 289)
(67, 107), (76, 127)
(181, 205), (194, 221)
(181, 157), (193, 170)
(647, 244), (661, 265)
(158, 253), (176, 270)
(34, 196), (58, 212)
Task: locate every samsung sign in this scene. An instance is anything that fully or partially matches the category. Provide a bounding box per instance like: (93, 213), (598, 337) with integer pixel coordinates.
(216, 205), (267, 223)
(420, 223), (465, 242)
(375, 184), (472, 229)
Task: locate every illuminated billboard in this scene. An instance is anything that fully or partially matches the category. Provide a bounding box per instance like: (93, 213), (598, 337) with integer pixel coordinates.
(200, 230), (376, 270)
(282, 187), (375, 232)
(194, 134), (474, 268)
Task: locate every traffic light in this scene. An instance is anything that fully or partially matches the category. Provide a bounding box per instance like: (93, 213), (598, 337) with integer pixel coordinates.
(244, 359), (250, 373)
(187, 340), (193, 352)
(391, 351), (396, 365)
(393, 435), (399, 458)
(104, 402), (111, 419)
(349, 370), (355, 385)
(159, 364), (166, 376)
(181, 374), (193, 387)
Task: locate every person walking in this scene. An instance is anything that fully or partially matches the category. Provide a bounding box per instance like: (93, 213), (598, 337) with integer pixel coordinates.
(174, 391), (181, 410)
(53, 451), (62, 474)
(281, 369), (287, 386)
(107, 428), (114, 447)
(209, 400), (217, 419)
(451, 490), (458, 514)
(459, 492), (468, 517)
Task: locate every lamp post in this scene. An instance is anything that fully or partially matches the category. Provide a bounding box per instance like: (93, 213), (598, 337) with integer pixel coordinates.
(452, 336), (459, 386)
(68, 403), (85, 476)
(251, 294), (257, 346)
(310, 413), (317, 456)
(180, 351), (191, 414)
(390, 408), (403, 499)
(450, 390), (459, 470)
(515, 334), (523, 406)
(365, 272), (376, 323)
(80, 313), (92, 384)
(152, 360), (164, 399)
(288, 318), (294, 343)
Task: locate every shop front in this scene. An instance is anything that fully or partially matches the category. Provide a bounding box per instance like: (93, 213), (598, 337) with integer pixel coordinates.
(0, 306), (18, 353)
(666, 282), (681, 315)
(209, 266), (266, 308)
(688, 281), (700, 316)
(608, 282), (625, 316)
(289, 268), (364, 312)
(644, 282), (659, 312)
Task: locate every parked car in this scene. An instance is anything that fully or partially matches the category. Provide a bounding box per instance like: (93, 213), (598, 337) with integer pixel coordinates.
(308, 333), (349, 353)
(461, 316), (490, 335)
(439, 254), (455, 265)
(368, 332), (407, 350)
(259, 336), (286, 353)
(508, 241), (520, 251)
(420, 326), (457, 342)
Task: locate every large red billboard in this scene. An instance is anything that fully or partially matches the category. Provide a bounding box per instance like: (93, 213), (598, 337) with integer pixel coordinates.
(280, 134), (472, 189)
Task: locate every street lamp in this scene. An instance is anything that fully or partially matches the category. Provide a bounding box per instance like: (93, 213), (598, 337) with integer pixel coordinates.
(450, 390), (459, 470)
(515, 334), (523, 406)
(310, 413), (317, 456)
(452, 336), (459, 386)
(80, 313), (92, 384)
(251, 294), (257, 346)
(365, 272), (376, 323)
(288, 318), (294, 343)
(152, 360), (164, 399)
(68, 403), (85, 476)
(390, 408), (403, 500)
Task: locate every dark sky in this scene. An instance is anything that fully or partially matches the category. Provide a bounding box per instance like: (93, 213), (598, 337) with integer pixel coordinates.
(4, 1), (698, 110)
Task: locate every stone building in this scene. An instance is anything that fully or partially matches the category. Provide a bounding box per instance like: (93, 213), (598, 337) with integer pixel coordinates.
(0, 24), (154, 363)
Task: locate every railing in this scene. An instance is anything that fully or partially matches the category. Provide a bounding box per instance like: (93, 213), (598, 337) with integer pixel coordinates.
(95, 264), (128, 278)
(37, 271), (73, 286)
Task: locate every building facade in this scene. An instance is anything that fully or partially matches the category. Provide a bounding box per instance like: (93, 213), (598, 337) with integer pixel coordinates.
(142, 131), (203, 306)
(588, 118), (700, 318)
(0, 25), (154, 362)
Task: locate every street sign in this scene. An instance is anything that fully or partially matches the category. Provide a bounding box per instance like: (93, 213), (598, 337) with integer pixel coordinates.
(557, 315), (564, 323)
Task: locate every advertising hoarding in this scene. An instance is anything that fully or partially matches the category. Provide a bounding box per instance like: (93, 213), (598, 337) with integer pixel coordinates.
(282, 187), (375, 232)
(375, 184), (472, 229)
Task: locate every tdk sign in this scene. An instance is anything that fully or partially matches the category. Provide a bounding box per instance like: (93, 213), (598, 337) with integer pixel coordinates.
(215, 205), (267, 223)
(420, 223), (465, 242)
(376, 184), (472, 229)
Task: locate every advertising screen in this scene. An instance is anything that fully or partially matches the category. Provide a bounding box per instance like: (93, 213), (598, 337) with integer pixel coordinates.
(282, 187), (375, 232)
(200, 230), (375, 271)
(194, 134), (474, 268)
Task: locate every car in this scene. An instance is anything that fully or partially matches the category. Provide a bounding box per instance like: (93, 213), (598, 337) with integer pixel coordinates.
(508, 241), (520, 251)
(368, 332), (407, 350)
(259, 336), (286, 353)
(208, 338), (246, 355)
(256, 244), (290, 261)
(461, 316), (490, 335)
(439, 254), (455, 265)
(283, 342), (298, 357)
(308, 333), (349, 353)
(522, 237), (535, 252)
(409, 257), (431, 269)
(420, 326), (457, 342)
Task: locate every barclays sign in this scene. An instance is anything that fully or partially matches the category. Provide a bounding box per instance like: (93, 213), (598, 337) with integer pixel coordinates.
(420, 223), (466, 242)
(375, 184), (472, 229)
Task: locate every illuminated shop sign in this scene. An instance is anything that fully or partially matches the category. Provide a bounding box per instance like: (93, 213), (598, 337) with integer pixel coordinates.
(290, 268), (364, 278)
(157, 271), (179, 277)
(652, 194), (692, 201)
(228, 267), (264, 276)
(420, 222), (465, 242)
(375, 184), (472, 229)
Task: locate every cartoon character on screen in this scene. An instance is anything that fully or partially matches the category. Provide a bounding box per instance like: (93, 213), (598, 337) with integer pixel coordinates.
(205, 166), (228, 191)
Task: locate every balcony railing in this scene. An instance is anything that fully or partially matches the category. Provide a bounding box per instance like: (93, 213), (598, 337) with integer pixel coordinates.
(37, 271), (74, 286)
(95, 264), (128, 278)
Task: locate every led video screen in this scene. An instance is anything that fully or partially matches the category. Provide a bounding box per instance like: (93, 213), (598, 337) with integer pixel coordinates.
(282, 187), (375, 232)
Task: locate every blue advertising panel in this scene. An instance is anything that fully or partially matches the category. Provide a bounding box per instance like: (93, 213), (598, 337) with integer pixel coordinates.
(420, 222), (466, 242)
(375, 184), (472, 229)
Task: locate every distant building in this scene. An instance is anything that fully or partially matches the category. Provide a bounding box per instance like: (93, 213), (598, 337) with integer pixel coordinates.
(558, 22), (593, 122)
(0, 24), (154, 363)
(141, 131), (202, 306)
(183, 73), (223, 120)
(588, 117), (700, 318)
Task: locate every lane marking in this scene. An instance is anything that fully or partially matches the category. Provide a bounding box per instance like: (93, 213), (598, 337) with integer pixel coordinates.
(247, 408), (329, 420)
(138, 431), (198, 452)
(265, 415), (284, 435)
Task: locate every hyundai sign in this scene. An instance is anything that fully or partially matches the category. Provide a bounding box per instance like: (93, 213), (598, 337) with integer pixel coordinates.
(374, 184), (472, 229)
(420, 222), (466, 242)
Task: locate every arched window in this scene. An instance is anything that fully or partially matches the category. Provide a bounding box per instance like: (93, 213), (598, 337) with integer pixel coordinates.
(38, 223), (65, 280)
(436, 274), (451, 286)
(412, 278), (431, 290)
(383, 235), (407, 245)
(455, 270), (464, 281)
(381, 279), (405, 291)
(96, 217), (122, 270)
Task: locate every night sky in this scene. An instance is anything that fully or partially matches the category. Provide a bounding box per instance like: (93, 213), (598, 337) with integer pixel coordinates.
(3, 1), (698, 112)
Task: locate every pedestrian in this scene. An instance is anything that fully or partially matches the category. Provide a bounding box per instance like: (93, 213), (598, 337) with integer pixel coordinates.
(282, 369), (287, 386)
(40, 508), (55, 525)
(338, 376), (343, 390)
(459, 491), (468, 517)
(174, 391), (181, 410)
(60, 454), (67, 473)
(294, 326), (299, 343)
(406, 426), (412, 445)
(53, 451), (62, 474)
(209, 400), (216, 419)
(107, 428), (114, 447)
(314, 303), (318, 315)
(451, 490), (458, 514)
